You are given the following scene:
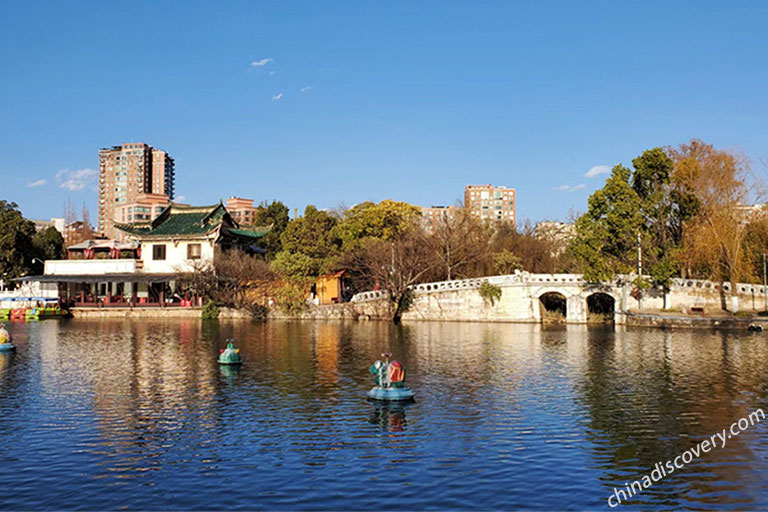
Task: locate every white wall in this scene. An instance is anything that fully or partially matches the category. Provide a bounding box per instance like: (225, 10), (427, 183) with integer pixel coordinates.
(45, 259), (137, 275)
(141, 239), (216, 274)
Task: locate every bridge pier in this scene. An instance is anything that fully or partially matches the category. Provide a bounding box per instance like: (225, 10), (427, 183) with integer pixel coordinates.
(566, 295), (587, 323)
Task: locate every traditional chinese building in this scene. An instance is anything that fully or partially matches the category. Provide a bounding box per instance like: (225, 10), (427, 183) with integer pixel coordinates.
(18, 202), (269, 308)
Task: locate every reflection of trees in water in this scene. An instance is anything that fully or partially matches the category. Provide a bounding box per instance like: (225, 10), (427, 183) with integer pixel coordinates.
(576, 328), (768, 507)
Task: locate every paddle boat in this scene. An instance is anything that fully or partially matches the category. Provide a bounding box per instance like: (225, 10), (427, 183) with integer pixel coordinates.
(367, 352), (415, 402)
(218, 339), (243, 365)
(0, 324), (15, 351)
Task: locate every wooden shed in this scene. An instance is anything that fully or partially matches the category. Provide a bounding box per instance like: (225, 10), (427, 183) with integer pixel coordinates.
(316, 270), (346, 305)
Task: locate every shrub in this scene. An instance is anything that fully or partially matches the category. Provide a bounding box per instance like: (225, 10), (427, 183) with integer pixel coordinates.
(201, 300), (219, 320)
(275, 282), (309, 316)
(479, 282), (502, 307)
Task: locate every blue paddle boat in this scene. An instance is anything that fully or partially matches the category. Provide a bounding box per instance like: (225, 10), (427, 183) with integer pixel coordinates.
(367, 352), (414, 402)
(218, 339), (242, 365)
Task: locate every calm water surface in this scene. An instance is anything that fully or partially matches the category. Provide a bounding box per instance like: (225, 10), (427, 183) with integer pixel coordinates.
(0, 319), (767, 510)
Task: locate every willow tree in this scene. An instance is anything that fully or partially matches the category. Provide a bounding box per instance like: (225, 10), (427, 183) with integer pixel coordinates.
(669, 140), (756, 310)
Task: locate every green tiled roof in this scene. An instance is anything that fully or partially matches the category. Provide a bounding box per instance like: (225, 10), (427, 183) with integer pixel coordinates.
(227, 227), (270, 238)
(116, 203), (271, 241)
(116, 203), (227, 238)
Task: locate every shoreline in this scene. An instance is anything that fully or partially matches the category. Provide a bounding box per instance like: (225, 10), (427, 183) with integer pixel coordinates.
(63, 306), (768, 330)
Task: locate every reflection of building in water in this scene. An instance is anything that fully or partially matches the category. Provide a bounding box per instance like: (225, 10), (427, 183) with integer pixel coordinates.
(39, 320), (218, 474)
(314, 323), (340, 385)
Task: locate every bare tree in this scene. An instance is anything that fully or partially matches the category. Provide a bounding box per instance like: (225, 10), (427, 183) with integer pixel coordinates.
(354, 232), (434, 323)
(424, 207), (492, 281)
(176, 249), (277, 314)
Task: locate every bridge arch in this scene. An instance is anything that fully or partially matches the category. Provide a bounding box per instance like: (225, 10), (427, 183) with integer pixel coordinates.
(586, 291), (617, 322)
(539, 290), (567, 321)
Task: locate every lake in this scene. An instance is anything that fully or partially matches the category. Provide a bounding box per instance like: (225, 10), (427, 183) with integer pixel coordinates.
(0, 319), (766, 510)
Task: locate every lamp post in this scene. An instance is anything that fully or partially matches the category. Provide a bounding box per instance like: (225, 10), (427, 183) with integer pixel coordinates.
(32, 258), (45, 274)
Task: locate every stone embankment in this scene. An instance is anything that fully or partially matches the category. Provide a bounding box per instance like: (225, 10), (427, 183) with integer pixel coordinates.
(70, 306), (253, 320)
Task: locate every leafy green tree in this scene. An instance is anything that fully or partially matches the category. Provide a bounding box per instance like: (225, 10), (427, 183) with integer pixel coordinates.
(568, 165), (643, 282)
(492, 249), (522, 274)
(254, 200), (290, 258)
(334, 200), (421, 252)
(271, 250), (318, 279)
(278, 205), (340, 276)
(0, 201), (37, 280)
(33, 226), (65, 261)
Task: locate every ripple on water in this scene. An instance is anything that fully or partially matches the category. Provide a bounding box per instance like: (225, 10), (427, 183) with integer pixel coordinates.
(0, 320), (767, 509)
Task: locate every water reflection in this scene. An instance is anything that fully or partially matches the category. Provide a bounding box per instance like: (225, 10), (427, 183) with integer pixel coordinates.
(0, 319), (767, 509)
(369, 402), (411, 432)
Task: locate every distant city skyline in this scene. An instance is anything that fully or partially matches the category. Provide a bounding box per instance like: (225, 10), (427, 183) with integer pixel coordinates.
(3, 2), (768, 223)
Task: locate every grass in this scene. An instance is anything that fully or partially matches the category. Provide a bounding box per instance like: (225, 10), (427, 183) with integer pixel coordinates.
(587, 312), (614, 324)
(541, 309), (566, 323)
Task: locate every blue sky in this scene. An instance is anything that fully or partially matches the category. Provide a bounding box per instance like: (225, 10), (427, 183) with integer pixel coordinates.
(2, 1), (767, 224)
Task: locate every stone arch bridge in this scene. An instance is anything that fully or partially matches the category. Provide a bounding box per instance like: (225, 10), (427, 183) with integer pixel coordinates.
(350, 273), (768, 323)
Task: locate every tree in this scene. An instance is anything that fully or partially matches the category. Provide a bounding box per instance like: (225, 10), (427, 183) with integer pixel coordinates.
(0, 201), (37, 280)
(254, 200), (290, 258)
(424, 207), (491, 280)
(33, 226), (65, 262)
(270, 251), (318, 279)
(490, 221), (558, 274)
(669, 139), (756, 309)
(177, 249), (276, 315)
(567, 165), (644, 281)
(492, 249), (522, 274)
(352, 230), (434, 323)
(280, 205), (339, 271)
(334, 200), (422, 252)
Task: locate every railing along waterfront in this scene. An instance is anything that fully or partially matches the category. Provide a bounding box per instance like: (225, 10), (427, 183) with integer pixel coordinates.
(351, 273), (768, 303)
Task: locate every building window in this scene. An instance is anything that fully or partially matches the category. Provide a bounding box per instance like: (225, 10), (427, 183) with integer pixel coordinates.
(187, 243), (201, 260)
(152, 244), (166, 260)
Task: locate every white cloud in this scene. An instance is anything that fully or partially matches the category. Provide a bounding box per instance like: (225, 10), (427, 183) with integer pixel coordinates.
(553, 184), (586, 192)
(27, 179), (47, 188)
(175, 195), (187, 202)
(272, 92), (283, 102)
(300, 86), (311, 93)
(251, 58), (273, 67)
(56, 168), (98, 191)
(584, 165), (611, 178)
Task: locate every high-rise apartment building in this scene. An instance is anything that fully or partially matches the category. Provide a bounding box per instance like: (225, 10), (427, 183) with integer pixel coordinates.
(420, 205), (456, 234)
(151, 150), (175, 200)
(98, 143), (175, 239)
(464, 184), (516, 226)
